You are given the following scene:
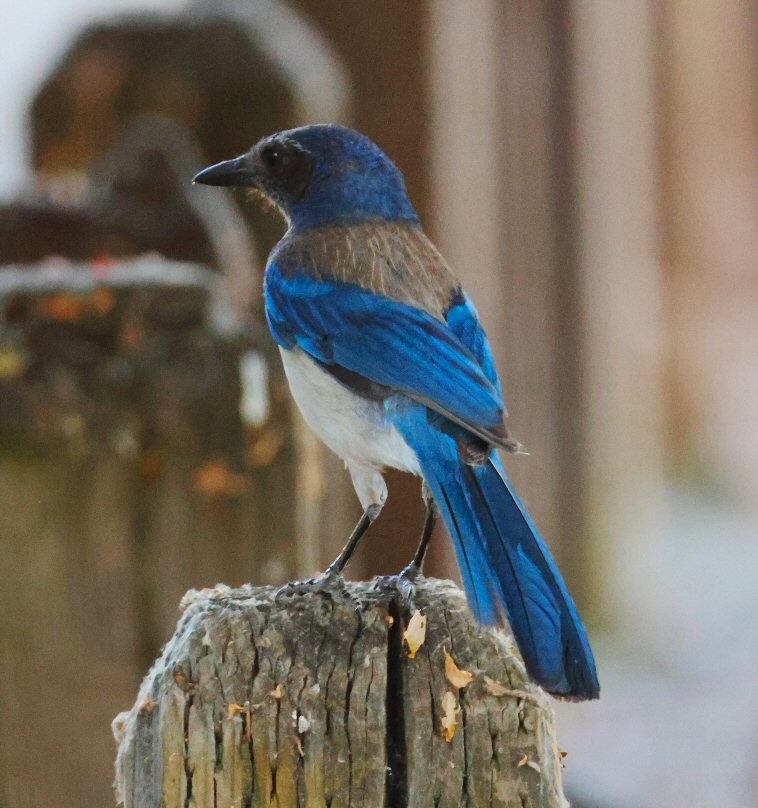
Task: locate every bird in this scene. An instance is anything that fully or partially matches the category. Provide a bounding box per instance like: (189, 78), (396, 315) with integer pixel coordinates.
(193, 124), (599, 700)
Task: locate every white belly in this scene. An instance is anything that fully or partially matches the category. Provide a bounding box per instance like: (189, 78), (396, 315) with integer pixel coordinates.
(280, 347), (420, 475)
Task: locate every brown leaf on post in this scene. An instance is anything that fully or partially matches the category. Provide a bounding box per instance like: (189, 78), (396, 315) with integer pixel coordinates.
(403, 610), (427, 659)
(440, 690), (459, 742)
(444, 649), (474, 689)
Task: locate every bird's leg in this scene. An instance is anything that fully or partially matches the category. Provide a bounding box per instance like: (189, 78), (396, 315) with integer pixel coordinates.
(276, 503), (381, 601)
(323, 503), (382, 577)
(399, 496), (438, 581)
(278, 466), (387, 602)
(374, 484), (437, 600)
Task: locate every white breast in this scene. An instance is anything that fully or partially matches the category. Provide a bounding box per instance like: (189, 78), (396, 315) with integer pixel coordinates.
(280, 347), (420, 476)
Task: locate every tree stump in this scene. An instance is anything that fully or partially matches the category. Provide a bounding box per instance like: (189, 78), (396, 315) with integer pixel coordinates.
(113, 578), (568, 808)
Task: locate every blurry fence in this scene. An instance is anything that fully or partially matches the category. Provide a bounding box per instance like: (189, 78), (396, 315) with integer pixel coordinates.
(0, 4), (351, 806)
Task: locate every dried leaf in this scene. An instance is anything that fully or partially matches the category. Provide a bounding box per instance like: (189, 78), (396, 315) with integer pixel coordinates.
(444, 649), (474, 689)
(440, 691), (459, 742)
(228, 703), (244, 719)
(403, 610), (427, 659)
(517, 753), (528, 767)
(269, 684), (283, 700)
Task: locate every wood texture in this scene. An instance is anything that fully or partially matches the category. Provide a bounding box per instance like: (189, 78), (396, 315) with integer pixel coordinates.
(114, 578), (568, 808)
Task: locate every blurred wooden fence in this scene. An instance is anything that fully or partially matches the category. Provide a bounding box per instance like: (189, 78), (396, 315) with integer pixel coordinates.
(0, 5), (352, 807)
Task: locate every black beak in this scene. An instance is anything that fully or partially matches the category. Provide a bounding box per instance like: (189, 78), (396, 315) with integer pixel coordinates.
(192, 156), (258, 187)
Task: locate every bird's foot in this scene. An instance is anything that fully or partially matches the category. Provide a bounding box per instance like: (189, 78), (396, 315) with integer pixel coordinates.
(275, 569), (352, 605)
(373, 563), (423, 603)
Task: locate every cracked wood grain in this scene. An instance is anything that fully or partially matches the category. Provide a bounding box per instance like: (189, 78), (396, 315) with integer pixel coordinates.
(114, 579), (569, 808)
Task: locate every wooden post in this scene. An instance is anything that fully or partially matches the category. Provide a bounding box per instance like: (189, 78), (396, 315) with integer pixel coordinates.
(114, 579), (568, 808)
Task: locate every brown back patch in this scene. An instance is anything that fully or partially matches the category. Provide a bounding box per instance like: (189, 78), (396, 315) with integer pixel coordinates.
(271, 222), (460, 320)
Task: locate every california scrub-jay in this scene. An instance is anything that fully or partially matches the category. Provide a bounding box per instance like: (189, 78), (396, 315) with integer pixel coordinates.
(194, 125), (599, 700)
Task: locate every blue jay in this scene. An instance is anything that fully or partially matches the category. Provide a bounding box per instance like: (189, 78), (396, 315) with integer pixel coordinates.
(194, 125), (599, 700)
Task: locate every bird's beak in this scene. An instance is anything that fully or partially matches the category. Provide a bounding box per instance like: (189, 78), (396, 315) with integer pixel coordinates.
(192, 155), (258, 187)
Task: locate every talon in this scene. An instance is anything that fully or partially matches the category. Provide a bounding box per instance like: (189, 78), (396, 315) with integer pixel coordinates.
(373, 569), (418, 602)
(275, 572), (344, 602)
(397, 577), (416, 602)
(399, 562), (422, 584)
(275, 570), (363, 610)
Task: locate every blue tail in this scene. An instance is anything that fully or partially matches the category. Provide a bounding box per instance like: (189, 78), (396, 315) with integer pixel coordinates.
(392, 403), (599, 700)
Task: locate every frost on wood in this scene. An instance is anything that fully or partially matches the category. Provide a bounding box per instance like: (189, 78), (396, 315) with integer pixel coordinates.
(113, 578), (569, 808)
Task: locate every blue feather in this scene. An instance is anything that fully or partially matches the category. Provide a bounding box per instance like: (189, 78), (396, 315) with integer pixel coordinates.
(389, 399), (600, 699)
(199, 124), (599, 699)
(445, 291), (502, 396)
(265, 263), (506, 434)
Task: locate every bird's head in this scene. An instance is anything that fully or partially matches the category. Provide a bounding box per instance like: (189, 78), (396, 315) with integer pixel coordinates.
(193, 124), (419, 230)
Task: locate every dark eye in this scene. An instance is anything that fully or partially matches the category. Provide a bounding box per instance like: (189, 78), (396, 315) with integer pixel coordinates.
(257, 141), (313, 200)
(261, 146), (281, 168)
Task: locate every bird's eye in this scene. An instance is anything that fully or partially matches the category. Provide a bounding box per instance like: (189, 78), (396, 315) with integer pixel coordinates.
(257, 142), (313, 200)
(261, 146), (282, 168)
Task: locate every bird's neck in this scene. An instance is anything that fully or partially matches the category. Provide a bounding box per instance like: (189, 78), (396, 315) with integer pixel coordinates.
(285, 177), (420, 230)
(287, 206), (419, 230)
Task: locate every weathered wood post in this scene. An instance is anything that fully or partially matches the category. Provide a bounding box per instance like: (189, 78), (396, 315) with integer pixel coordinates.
(114, 578), (568, 807)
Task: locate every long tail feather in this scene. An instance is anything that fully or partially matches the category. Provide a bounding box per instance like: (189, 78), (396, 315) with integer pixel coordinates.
(393, 404), (599, 700)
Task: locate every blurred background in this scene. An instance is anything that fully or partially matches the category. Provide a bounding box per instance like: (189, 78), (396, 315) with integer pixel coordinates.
(0, 1), (756, 806)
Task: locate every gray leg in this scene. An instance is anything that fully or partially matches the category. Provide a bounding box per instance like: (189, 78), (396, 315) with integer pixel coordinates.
(399, 481), (437, 580)
(276, 466), (385, 600)
(374, 482), (437, 599)
(402, 495), (438, 579)
(323, 502), (382, 577)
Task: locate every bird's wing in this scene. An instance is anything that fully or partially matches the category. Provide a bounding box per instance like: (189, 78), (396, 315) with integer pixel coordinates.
(445, 290), (503, 401)
(266, 264), (512, 450)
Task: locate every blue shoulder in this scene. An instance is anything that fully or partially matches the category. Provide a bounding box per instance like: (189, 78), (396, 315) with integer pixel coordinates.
(264, 263), (330, 354)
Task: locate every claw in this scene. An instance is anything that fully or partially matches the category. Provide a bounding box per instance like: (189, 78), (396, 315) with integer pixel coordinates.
(275, 571), (353, 606)
(399, 562), (422, 584)
(373, 564), (422, 603)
